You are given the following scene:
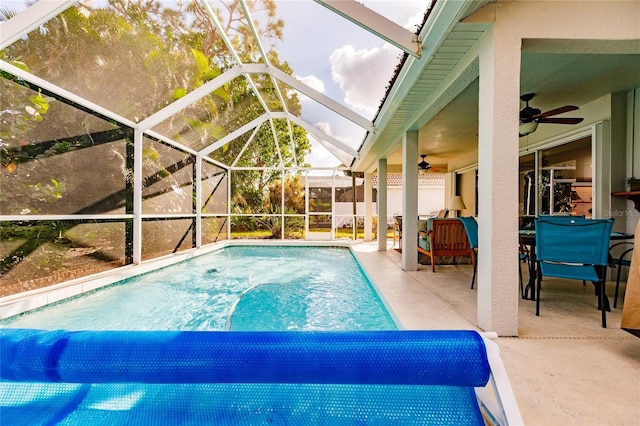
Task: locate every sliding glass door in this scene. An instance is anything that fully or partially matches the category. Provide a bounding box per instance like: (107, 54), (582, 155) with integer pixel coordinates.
(519, 137), (593, 218)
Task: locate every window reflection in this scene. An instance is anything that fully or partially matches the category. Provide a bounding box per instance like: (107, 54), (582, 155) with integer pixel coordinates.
(0, 79), (130, 216)
(519, 137), (592, 218)
(141, 137), (194, 215)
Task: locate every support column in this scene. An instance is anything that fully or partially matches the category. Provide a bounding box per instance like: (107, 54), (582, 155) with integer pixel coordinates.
(132, 128), (143, 264)
(477, 28), (520, 336)
(331, 170), (336, 240)
(594, 121), (612, 219)
(364, 172), (373, 241)
(195, 155), (202, 248)
(377, 159), (388, 251)
(227, 169), (232, 238)
(401, 131), (418, 271)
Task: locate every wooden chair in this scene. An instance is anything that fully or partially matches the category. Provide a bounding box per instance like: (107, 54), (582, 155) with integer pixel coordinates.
(418, 219), (471, 272)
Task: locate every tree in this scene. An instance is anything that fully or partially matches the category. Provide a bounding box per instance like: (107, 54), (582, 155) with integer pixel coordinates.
(2, 0), (310, 215)
(259, 173), (305, 238)
(2, 0), (308, 165)
(0, 0), (312, 290)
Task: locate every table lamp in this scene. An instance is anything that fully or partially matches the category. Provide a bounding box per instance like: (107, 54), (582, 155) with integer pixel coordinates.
(449, 195), (467, 217)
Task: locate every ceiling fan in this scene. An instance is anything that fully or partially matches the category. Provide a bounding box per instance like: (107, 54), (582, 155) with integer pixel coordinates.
(519, 93), (584, 137)
(418, 154), (431, 171)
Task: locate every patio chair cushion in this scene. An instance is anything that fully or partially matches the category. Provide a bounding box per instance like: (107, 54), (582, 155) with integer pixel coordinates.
(419, 236), (430, 251)
(418, 219), (435, 252)
(418, 218), (432, 241)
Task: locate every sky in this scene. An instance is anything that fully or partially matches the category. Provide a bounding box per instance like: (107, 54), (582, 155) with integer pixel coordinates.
(272, 0), (428, 168)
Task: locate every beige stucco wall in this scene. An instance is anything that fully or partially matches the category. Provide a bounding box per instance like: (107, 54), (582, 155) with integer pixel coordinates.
(466, 0), (639, 334)
(468, 1), (640, 40)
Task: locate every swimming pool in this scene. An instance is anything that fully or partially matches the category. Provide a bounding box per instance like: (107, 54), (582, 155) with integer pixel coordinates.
(0, 245), (523, 425)
(1, 245), (398, 331)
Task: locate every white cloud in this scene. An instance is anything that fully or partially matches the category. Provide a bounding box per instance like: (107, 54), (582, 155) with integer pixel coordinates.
(329, 44), (399, 116)
(295, 74), (326, 94)
(306, 136), (342, 168)
(405, 9), (425, 31)
(314, 122), (352, 146)
(305, 122), (353, 168)
(314, 121), (332, 135)
(291, 75), (326, 104)
(326, 2), (428, 117)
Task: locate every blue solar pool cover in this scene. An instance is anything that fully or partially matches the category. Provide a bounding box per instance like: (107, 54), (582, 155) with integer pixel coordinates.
(1, 329), (490, 425)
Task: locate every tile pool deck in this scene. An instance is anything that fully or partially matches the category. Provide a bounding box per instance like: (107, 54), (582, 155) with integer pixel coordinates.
(351, 241), (640, 426)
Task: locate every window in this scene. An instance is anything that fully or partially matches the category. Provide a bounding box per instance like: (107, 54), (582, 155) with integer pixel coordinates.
(519, 137), (592, 217)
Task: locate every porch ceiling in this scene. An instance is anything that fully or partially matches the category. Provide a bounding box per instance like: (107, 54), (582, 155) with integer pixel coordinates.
(355, 0), (492, 172)
(355, 7), (640, 173)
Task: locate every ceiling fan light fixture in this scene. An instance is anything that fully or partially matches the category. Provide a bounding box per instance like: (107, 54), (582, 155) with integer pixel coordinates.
(519, 121), (538, 136)
(418, 154), (430, 171)
(518, 93), (583, 137)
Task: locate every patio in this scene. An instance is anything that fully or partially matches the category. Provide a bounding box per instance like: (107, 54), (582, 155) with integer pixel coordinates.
(1, 2), (639, 423)
(351, 241), (640, 426)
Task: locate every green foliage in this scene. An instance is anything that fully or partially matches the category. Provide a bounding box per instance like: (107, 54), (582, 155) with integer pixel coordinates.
(1, 0), (317, 250)
(250, 174), (306, 238)
(27, 92), (49, 117)
(2, 0), (310, 163)
(142, 146), (159, 162)
(52, 142), (71, 154)
(268, 174), (305, 214)
(172, 87), (188, 100)
(0, 81), (51, 167)
(27, 178), (67, 203)
(6, 60), (28, 72)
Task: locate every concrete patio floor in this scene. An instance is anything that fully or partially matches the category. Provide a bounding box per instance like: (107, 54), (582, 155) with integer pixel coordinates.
(351, 241), (640, 426)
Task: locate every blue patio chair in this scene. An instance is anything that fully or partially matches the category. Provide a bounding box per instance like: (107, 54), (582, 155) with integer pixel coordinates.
(537, 215), (588, 286)
(461, 217), (528, 293)
(609, 241), (634, 308)
(538, 214), (586, 221)
(519, 244), (529, 297)
(535, 217), (614, 327)
(459, 217), (478, 289)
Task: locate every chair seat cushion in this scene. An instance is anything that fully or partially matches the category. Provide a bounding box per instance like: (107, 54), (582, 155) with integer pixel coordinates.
(419, 237), (430, 251)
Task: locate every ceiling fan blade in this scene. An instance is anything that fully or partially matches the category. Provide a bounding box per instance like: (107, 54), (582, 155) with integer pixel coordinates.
(537, 117), (584, 124)
(425, 165), (448, 173)
(533, 105), (579, 119)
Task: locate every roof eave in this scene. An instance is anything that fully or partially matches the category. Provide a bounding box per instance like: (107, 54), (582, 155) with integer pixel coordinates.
(353, 0), (492, 172)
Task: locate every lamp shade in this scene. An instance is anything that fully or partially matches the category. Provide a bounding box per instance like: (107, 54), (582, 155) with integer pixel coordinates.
(449, 195), (466, 211)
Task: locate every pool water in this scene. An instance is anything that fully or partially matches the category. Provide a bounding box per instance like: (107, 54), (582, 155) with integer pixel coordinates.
(1, 246), (397, 331)
(0, 248), (497, 426)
